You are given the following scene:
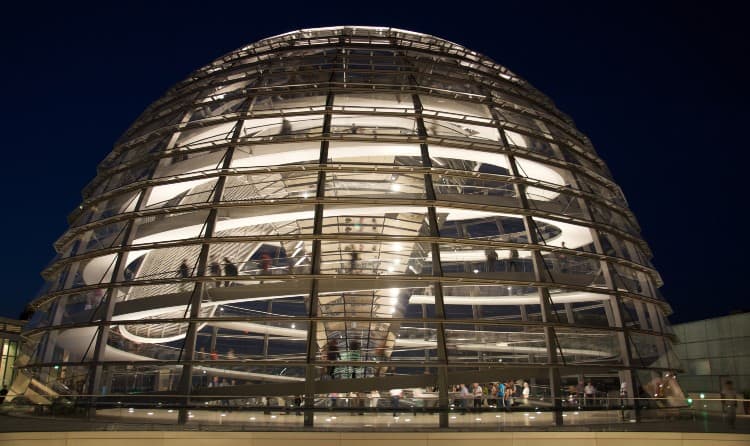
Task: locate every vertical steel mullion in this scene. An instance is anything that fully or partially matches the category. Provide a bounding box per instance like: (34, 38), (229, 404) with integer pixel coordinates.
(85, 181), (151, 411)
(303, 86), (336, 427)
(411, 90), (450, 428)
(565, 168), (639, 414)
(497, 124), (564, 426)
(176, 97), (249, 424)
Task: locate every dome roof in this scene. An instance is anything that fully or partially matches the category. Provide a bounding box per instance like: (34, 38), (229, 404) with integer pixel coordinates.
(20, 26), (681, 426)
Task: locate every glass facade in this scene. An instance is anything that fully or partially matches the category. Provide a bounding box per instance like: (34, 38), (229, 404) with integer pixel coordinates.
(18, 26), (680, 425)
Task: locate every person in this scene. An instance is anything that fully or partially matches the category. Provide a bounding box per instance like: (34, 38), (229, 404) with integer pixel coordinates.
(496, 381), (506, 410)
(260, 253), (272, 275)
(222, 257), (238, 287)
(349, 246), (360, 273)
(209, 257), (222, 284)
(280, 117), (292, 135)
(326, 338), (340, 379)
(488, 383), (498, 408)
(472, 382), (483, 410)
(459, 383), (471, 413)
(721, 380), (738, 428)
(412, 386), (426, 414)
(178, 259), (190, 291)
(522, 381), (530, 405)
(505, 379), (514, 409)
(485, 248), (498, 272)
(507, 249), (519, 272)
(197, 346), (207, 358)
(584, 381), (596, 407)
(390, 388), (402, 417)
(179, 259), (190, 278)
(350, 123), (358, 134)
(557, 241), (569, 273)
(370, 389), (380, 411)
(576, 380), (585, 407)
(619, 381), (629, 420)
(339, 340), (361, 379)
(0, 384), (8, 404)
(373, 341), (388, 377)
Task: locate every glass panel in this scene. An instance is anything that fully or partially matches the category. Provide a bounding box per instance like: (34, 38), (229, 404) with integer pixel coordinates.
(190, 96), (248, 122)
(326, 171), (425, 199)
(611, 264), (651, 297)
(108, 322), (190, 362)
(555, 326), (622, 365)
(99, 134), (171, 172)
(503, 129), (560, 160)
(429, 144), (509, 173)
(333, 92), (414, 112)
(419, 95), (492, 120)
(174, 121), (237, 150)
(438, 209), (527, 240)
(231, 141), (321, 169)
(423, 117), (499, 141)
(539, 248), (601, 287)
(328, 141), (422, 166)
(439, 243), (533, 277)
(223, 170), (319, 202)
(330, 114), (417, 137)
(513, 155), (568, 190)
(630, 332), (675, 369)
(66, 221), (128, 257)
(217, 291), (309, 318)
(321, 207), (431, 237)
(432, 173), (517, 207)
(126, 244), (202, 283)
(242, 114), (325, 140)
(60, 289), (107, 324)
(438, 284), (530, 321)
(73, 191), (140, 227)
(107, 365), (180, 399)
(39, 327), (98, 363)
(145, 176), (219, 210)
(207, 321), (308, 362)
(444, 323), (547, 364)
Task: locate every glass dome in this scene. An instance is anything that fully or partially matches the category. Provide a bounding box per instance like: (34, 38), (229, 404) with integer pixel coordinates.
(17, 26), (681, 426)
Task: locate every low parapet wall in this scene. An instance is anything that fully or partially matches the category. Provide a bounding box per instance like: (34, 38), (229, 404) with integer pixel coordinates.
(0, 431), (749, 446)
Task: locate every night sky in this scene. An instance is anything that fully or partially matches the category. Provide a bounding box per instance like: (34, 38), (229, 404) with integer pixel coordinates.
(1, 2), (746, 324)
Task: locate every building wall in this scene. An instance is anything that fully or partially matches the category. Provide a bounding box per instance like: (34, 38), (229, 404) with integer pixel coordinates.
(0, 317), (23, 387)
(672, 312), (750, 394)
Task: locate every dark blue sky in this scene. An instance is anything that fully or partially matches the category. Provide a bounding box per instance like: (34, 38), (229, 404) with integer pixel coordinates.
(0, 2), (747, 323)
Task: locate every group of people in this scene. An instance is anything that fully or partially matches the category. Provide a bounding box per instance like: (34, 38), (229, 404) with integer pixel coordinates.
(483, 248), (521, 273)
(566, 380), (599, 407)
(484, 245), (571, 274)
(324, 339), (367, 380)
(178, 257), (238, 287)
(454, 380), (530, 412)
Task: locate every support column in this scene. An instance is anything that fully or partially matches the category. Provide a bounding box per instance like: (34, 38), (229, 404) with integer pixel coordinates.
(499, 129), (564, 426)
(412, 91), (450, 428)
(176, 101), (248, 424)
(303, 87), (336, 427)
